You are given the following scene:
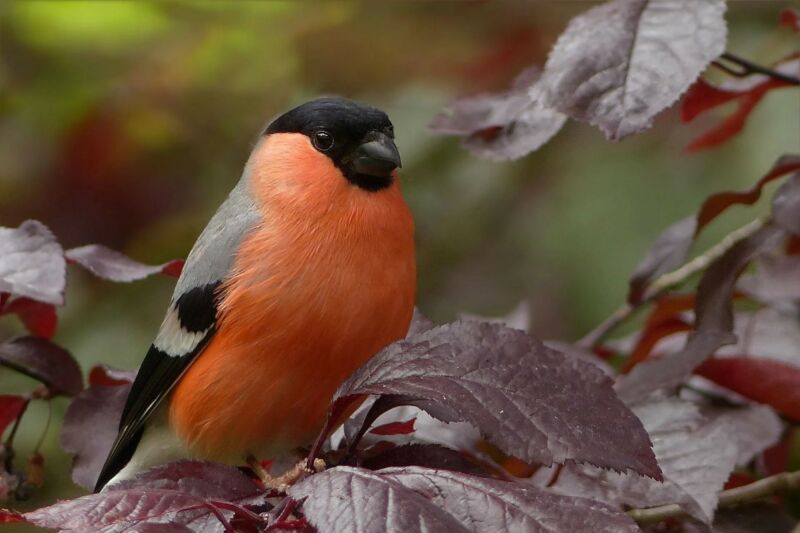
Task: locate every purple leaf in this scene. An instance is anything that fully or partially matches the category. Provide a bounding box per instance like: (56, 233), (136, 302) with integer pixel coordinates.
(537, 399), (781, 524)
(628, 216), (697, 304)
(26, 461), (262, 532)
(361, 444), (485, 476)
(771, 172), (800, 236)
(334, 321), (661, 479)
(738, 254), (800, 310)
(65, 244), (184, 282)
(616, 224), (784, 404)
(0, 221), (66, 305)
(61, 380), (130, 490)
(431, 68), (566, 160)
(407, 308), (435, 337)
(381, 467), (639, 533)
(540, 0), (727, 140)
(0, 336), (82, 396)
(289, 466), (470, 532)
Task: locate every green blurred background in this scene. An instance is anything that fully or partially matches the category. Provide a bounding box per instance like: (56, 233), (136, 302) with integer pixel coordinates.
(0, 0), (797, 518)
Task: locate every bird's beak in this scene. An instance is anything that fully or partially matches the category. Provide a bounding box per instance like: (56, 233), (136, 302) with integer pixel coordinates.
(350, 132), (401, 178)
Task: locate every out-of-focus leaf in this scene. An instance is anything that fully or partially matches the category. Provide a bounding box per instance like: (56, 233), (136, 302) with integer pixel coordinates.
(697, 357), (800, 421)
(289, 466), (469, 532)
(431, 68), (566, 160)
(780, 8), (800, 32)
(538, 400), (779, 524)
(540, 0), (727, 140)
(0, 221), (66, 306)
(682, 56), (800, 151)
(617, 225), (784, 404)
(697, 155), (800, 231)
(381, 467), (639, 533)
(65, 244), (184, 282)
(1, 297), (58, 339)
(0, 508), (24, 523)
(361, 444), (484, 475)
(333, 321), (661, 479)
(26, 461), (262, 532)
(0, 395), (27, 436)
(772, 172), (800, 236)
(628, 216), (697, 304)
(738, 255), (800, 310)
(0, 337), (82, 396)
(627, 155), (800, 304)
(61, 378), (131, 489)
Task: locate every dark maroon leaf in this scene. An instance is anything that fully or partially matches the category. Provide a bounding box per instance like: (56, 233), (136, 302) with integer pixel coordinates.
(431, 68), (566, 160)
(361, 444), (484, 475)
(538, 400), (780, 524)
(0, 221), (66, 305)
(0, 336), (82, 396)
(539, 0), (726, 140)
(0, 395), (27, 435)
(333, 321), (661, 479)
(381, 467), (638, 533)
(62, 380), (130, 489)
(289, 466), (469, 532)
(369, 417), (416, 436)
(1, 297), (58, 338)
(26, 461), (263, 532)
(88, 364), (136, 387)
(617, 224), (784, 405)
(65, 244), (184, 282)
(772, 172), (800, 236)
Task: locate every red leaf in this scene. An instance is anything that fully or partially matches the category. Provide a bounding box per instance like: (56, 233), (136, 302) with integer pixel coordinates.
(369, 418), (416, 436)
(0, 508), (24, 523)
(0, 395), (27, 435)
(622, 318), (693, 373)
(696, 357), (800, 421)
(2, 297), (57, 338)
(780, 8), (800, 32)
(681, 79), (741, 122)
(682, 55), (799, 152)
(66, 244), (184, 283)
(723, 472), (755, 490)
(0, 337), (82, 396)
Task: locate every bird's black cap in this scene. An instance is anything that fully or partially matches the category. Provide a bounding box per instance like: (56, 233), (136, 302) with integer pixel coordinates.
(265, 97), (399, 192)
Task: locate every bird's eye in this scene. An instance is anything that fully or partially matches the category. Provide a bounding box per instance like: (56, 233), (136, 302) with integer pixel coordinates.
(312, 130), (334, 152)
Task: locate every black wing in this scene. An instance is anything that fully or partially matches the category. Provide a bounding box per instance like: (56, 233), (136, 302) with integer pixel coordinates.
(94, 282), (220, 491)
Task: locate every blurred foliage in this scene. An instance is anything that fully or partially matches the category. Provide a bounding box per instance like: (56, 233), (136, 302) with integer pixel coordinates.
(0, 0), (797, 519)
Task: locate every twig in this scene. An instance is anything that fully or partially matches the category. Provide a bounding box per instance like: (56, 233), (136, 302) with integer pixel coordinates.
(628, 470), (800, 525)
(712, 52), (800, 85)
(578, 217), (767, 348)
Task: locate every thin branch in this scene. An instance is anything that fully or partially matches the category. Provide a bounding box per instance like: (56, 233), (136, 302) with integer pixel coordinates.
(712, 52), (800, 85)
(578, 217), (767, 348)
(628, 470), (800, 525)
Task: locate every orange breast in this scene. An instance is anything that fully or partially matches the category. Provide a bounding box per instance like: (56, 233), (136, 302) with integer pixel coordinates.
(168, 134), (416, 461)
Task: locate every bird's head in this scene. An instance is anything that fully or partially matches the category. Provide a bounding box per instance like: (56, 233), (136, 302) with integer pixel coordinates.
(259, 97), (401, 194)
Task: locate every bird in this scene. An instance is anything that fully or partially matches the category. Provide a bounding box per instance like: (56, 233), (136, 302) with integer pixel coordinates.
(94, 97), (416, 491)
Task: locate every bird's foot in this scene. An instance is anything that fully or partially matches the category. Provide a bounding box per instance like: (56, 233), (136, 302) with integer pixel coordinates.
(246, 455), (325, 493)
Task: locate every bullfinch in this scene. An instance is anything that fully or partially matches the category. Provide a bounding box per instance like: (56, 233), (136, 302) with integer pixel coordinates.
(95, 97), (416, 491)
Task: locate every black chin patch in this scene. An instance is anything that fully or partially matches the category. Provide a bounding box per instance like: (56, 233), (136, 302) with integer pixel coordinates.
(346, 173), (393, 192)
